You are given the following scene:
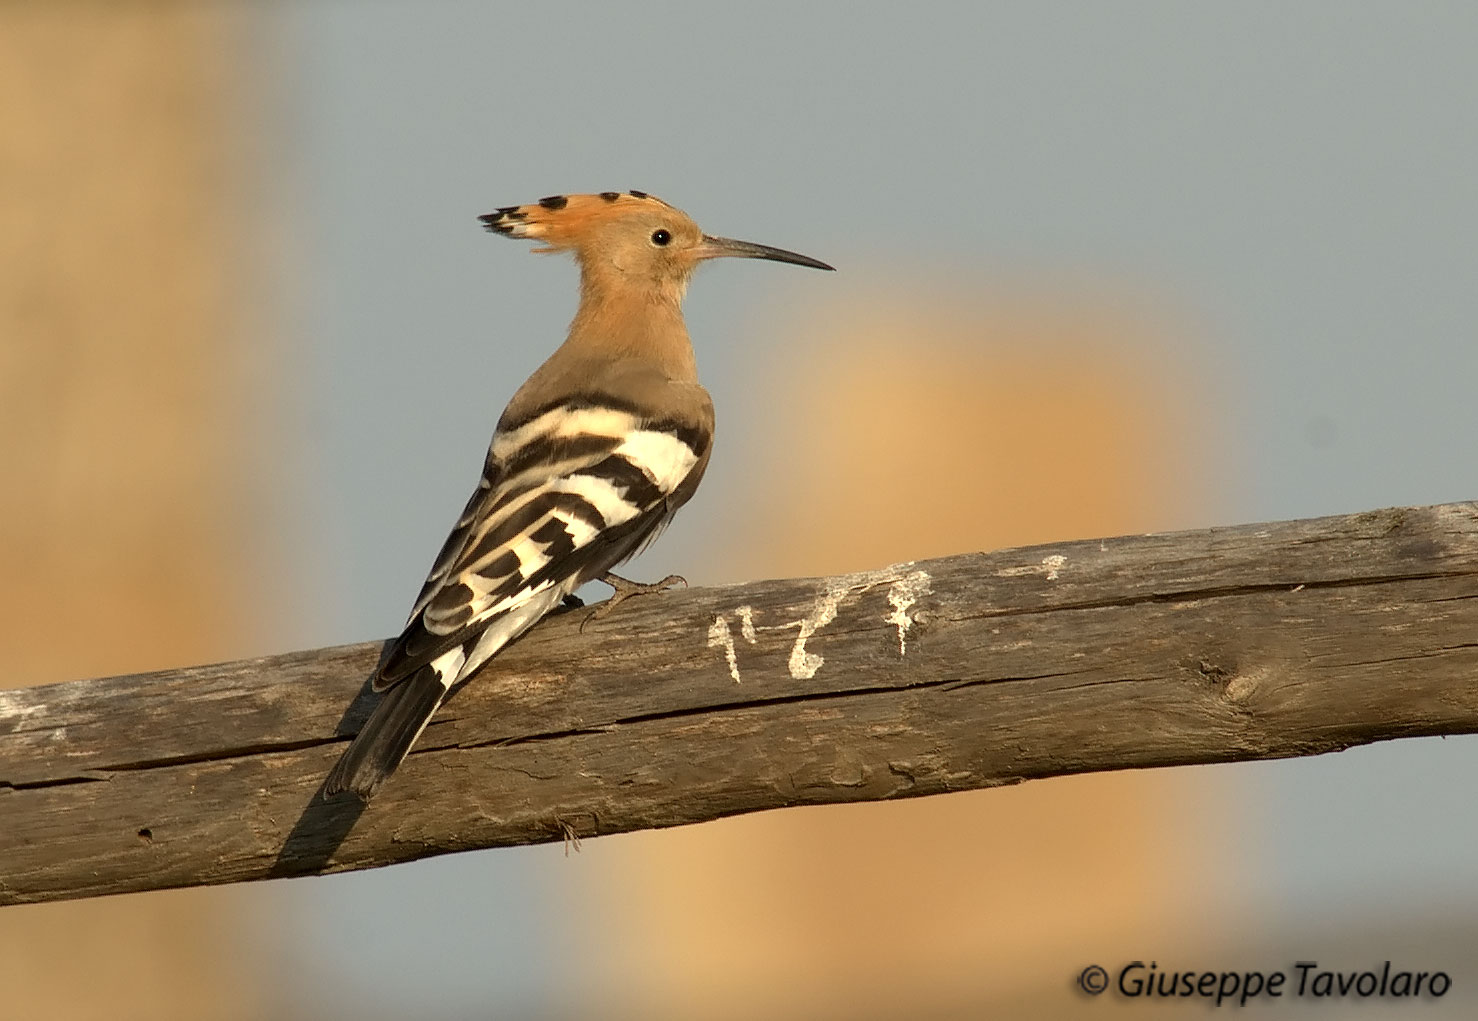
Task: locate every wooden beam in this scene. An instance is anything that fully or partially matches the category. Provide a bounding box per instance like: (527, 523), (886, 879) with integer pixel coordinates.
(4, 502), (1478, 906)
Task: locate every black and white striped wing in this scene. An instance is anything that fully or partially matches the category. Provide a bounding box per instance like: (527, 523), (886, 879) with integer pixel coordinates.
(376, 402), (708, 692)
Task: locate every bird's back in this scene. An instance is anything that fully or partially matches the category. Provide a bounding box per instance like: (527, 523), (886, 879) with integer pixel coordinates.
(323, 190), (825, 801)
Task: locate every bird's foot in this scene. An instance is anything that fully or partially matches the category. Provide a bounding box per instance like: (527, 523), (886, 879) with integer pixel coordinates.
(581, 571), (687, 629)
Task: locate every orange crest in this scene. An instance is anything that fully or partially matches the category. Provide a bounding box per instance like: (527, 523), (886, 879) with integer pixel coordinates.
(479, 191), (676, 252)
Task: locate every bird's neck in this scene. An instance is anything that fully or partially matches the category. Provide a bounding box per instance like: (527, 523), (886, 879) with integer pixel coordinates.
(565, 269), (697, 382)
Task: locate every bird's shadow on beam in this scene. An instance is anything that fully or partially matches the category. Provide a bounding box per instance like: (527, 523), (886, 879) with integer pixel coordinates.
(265, 598), (593, 880)
(266, 641), (393, 880)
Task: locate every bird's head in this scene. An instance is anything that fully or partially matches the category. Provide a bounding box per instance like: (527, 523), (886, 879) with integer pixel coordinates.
(479, 191), (832, 302)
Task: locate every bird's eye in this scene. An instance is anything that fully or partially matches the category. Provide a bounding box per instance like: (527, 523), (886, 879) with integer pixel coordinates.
(650, 229), (672, 247)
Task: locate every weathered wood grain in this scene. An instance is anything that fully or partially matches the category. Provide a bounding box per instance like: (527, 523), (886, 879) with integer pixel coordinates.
(3, 502), (1478, 906)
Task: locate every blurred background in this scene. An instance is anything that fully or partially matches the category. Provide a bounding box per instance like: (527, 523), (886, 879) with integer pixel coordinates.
(4, 3), (1478, 1018)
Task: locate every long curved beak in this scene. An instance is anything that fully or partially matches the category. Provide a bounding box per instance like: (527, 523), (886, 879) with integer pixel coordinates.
(696, 234), (835, 271)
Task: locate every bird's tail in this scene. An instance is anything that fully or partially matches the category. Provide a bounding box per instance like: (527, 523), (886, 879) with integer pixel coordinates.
(323, 668), (447, 801)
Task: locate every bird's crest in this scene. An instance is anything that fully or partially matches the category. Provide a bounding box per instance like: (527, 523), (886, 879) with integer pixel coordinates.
(479, 191), (675, 252)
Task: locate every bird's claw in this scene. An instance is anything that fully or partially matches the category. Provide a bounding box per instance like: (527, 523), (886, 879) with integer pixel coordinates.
(580, 572), (687, 631)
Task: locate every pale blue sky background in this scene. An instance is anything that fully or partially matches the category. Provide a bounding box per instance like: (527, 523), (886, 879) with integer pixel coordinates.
(249, 3), (1478, 1016)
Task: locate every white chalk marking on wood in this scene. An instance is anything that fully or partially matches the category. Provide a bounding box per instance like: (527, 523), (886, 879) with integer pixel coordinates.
(706, 616), (742, 684)
(997, 554), (1069, 581)
(885, 570), (933, 655)
(707, 566), (926, 683)
(737, 605), (758, 643)
(786, 585), (848, 680)
(0, 691), (39, 722)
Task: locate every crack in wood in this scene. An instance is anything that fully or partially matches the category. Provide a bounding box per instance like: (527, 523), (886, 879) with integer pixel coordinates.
(457, 672), (1045, 752)
(946, 571), (1478, 623)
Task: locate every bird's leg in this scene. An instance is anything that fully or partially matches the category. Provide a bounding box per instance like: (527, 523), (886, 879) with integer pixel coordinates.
(584, 571), (687, 625)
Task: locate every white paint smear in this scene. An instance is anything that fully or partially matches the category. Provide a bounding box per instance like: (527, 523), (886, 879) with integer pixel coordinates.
(787, 584), (847, 679)
(736, 605), (758, 643)
(0, 691), (39, 721)
(997, 554), (1069, 581)
(703, 566), (932, 684)
(707, 605), (758, 684)
(707, 615), (742, 684)
(885, 570), (932, 655)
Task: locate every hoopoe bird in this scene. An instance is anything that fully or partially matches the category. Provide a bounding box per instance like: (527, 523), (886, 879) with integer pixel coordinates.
(324, 191), (832, 800)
